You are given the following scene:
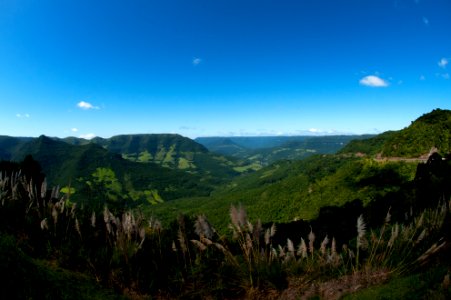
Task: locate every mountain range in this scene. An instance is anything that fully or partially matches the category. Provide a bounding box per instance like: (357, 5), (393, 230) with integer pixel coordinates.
(147, 109), (451, 228)
(1, 109), (450, 216)
(1, 109), (450, 299)
(0, 131), (359, 205)
(195, 135), (373, 165)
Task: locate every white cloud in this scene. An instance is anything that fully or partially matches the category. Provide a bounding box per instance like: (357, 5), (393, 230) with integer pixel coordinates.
(435, 72), (450, 79)
(422, 17), (429, 25)
(420, 75), (426, 80)
(77, 101), (99, 110)
(359, 75), (389, 87)
(192, 58), (202, 66)
(438, 58), (448, 68)
(79, 133), (96, 139)
(71, 128), (78, 132)
(308, 128), (321, 133)
(16, 113), (30, 118)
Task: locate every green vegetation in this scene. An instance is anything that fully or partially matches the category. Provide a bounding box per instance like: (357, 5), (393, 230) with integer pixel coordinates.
(341, 109), (451, 158)
(0, 160), (449, 298)
(339, 131), (397, 156)
(88, 134), (244, 179)
(147, 155), (418, 230)
(343, 266), (451, 299)
(1, 109), (451, 298)
(0, 136), (222, 205)
(197, 135), (373, 166)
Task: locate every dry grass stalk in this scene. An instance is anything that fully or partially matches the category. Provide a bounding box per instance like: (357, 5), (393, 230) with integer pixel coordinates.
(178, 227), (188, 255)
(191, 239), (207, 251)
(40, 179), (47, 199)
(416, 240), (447, 265)
(50, 186), (60, 200)
(443, 274), (450, 289)
(194, 214), (214, 239)
(320, 235), (329, 256)
(388, 224), (399, 247)
(265, 228), (271, 245)
(75, 218), (82, 237)
(40, 218), (49, 230)
(308, 229), (315, 257)
(230, 204), (247, 232)
(91, 211), (96, 227)
(52, 206), (58, 225)
(356, 215), (367, 250)
(270, 223), (277, 237)
(297, 238), (308, 259)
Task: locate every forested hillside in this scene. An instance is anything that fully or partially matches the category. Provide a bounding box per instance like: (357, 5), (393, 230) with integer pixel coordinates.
(147, 154), (420, 230)
(68, 134), (245, 178)
(150, 110), (451, 229)
(1, 109), (450, 298)
(1, 138), (450, 299)
(340, 109), (451, 157)
(0, 136), (221, 206)
(197, 135), (373, 166)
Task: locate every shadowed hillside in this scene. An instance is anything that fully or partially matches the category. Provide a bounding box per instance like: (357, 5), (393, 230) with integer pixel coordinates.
(0, 136), (220, 205)
(65, 134), (246, 179)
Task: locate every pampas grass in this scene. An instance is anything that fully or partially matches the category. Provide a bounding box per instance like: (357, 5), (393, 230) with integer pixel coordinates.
(1, 165), (449, 299)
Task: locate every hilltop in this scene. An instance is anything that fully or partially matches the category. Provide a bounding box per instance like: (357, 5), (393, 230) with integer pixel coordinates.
(340, 109), (451, 158)
(63, 134), (243, 179)
(0, 135), (225, 205)
(0, 133), (366, 206)
(149, 109), (451, 229)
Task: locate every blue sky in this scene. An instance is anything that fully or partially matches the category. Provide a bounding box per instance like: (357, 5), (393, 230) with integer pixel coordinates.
(1, 0), (450, 139)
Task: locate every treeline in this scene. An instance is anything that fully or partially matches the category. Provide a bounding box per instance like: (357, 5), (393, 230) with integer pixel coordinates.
(340, 109), (451, 157)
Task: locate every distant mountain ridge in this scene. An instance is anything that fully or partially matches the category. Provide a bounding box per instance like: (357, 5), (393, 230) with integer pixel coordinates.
(2, 108), (450, 210)
(196, 135), (373, 166)
(67, 134), (241, 179)
(149, 109), (451, 228)
(0, 135), (220, 202)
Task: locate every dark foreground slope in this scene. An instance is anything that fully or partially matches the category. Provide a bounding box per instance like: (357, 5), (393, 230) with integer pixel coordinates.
(1, 149), (449, 299)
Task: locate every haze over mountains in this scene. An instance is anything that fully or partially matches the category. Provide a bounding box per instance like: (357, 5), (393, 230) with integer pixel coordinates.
(144, 109), (451, 226)
(4, 108), (448, 230)
(1, 109), (450, 215)
(196, 135), (373, 166)
(0, 132), (366, 190)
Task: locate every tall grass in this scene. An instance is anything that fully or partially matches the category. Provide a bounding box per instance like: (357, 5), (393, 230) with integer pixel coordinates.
(1, 169), (449, 298)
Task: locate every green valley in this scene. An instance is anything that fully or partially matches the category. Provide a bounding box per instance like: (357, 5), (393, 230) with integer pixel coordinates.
(1, 109), (450, 299)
